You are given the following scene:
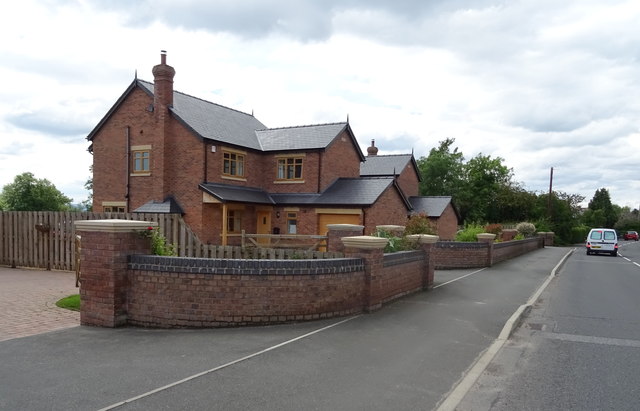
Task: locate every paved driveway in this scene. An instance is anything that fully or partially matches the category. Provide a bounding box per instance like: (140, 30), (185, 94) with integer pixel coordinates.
(0, 267), (80, 342)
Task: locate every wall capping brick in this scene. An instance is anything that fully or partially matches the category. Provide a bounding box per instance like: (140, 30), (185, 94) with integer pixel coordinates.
(75, 219), (158, 232)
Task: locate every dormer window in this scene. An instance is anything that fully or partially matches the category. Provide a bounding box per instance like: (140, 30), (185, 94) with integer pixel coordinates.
(277, 157), (303, 180)
(223, 150), (245, 177)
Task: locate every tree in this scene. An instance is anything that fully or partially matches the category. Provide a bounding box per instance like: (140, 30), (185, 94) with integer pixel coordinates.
(0, 172), (73, 211)
(82, 165), (93, 212)
(416, 138), (465, 198)
(458, 153), (512, 222)
(584, 188), (617, 228)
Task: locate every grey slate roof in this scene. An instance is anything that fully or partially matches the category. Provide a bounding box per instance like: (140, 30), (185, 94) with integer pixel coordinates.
(200, 183), (275, 205)
(360, 154), (413, 176)
(138, 80), (267, 150)
(317, 177), (396, 206)
(134, 197), (184, 214)
(256, 123), (348, 151)
(199, 177), (409, 208)
(409, 196), (453, 218)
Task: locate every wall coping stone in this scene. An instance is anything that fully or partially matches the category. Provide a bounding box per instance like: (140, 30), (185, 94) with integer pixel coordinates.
(342, 236), (388, 250)
(75, 219), (158, 232)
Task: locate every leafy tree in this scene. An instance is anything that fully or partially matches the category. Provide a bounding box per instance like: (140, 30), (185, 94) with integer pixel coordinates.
(458, 153), (512, 222)
(417, 138), (465, 199)
(0, 172), (73, 211)
(584, 188), (617, 228)
(82, 165), (93, 212)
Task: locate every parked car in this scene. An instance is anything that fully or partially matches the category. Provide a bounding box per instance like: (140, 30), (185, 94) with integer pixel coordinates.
(623, 231), (639, 241)
(586, 228), (618, 256)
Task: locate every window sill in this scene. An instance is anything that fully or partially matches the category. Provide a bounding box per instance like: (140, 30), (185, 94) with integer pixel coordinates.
(274, 180), (305, 184)
(221, 175), (247, 182)
(131, 172), (151, 177)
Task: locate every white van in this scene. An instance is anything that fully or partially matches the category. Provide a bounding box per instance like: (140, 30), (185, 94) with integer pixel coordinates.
(586, 228), (618, 256)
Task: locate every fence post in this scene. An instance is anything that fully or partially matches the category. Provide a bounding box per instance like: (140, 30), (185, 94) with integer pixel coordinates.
(74, 219), (155, 327)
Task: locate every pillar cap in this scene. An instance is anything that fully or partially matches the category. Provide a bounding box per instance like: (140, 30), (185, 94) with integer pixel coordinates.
(342, 235), (388, 250)
(74, 219), (158, 232)
(476, 233), (497, 240)
(406, 234), (440, 244)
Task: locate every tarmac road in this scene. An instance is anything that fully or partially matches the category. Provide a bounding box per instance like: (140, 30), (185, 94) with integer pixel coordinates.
(0, 246), (570, 411)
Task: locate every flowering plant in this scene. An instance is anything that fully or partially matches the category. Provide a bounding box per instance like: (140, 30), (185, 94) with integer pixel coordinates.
(139, 226), (176, 256)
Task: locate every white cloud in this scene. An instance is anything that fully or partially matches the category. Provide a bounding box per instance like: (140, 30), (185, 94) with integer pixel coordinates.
(1, 0), (640, 210)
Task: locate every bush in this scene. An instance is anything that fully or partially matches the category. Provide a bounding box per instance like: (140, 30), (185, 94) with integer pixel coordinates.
(374, 229), (420, 253)
(405, 213), (437, 235)
(484, 223), (503, 236)
(455, 223), (486, 242)
(139, 227), (176, 256)
(516, 222), (536, 238)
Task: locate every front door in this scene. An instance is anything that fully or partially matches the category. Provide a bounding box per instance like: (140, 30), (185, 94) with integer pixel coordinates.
(256, 211), (271, 245)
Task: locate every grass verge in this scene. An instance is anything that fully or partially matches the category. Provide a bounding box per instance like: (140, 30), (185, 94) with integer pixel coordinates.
(56, 294), (80, 311)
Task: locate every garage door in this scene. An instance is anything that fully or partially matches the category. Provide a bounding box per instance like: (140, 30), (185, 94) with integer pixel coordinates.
(318, 213), (361, 236)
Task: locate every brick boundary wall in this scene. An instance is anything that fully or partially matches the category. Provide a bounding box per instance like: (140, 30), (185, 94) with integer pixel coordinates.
(76, 220), (549, 329)
(127, 256), (366, 327)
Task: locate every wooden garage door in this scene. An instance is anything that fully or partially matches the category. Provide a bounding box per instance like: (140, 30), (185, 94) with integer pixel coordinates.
(318, 213), (361, 235)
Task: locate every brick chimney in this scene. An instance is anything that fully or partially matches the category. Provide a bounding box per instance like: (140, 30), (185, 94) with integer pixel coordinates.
(152, 50), (175, 109)
(367, 139), (378, 156)
(151, 50), (175, 201)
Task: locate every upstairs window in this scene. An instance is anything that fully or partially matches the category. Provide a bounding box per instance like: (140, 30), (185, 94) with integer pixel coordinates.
(223, 151), (245, 177)
(277, 157), (303, 180)
(132, 149), (150, 174)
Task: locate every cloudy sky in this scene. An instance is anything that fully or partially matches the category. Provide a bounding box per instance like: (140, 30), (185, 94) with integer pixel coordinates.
(2, 0), (639, 209)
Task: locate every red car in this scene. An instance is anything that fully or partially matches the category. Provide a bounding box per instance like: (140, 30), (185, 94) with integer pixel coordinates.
(623, 231), (639, 241)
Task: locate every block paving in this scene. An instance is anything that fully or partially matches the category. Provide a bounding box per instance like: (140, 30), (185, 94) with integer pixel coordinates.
(0, 267), (80, 342)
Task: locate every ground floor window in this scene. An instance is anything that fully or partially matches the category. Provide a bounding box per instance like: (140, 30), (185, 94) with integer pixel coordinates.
(287, 212), (297, 234)
(227, 210), (242, 233)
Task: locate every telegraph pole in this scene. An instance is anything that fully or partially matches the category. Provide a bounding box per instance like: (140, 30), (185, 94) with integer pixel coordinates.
(548, 167), (554, 218)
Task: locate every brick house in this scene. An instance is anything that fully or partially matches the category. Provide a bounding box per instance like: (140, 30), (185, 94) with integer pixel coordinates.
(87, 52), (455, 245)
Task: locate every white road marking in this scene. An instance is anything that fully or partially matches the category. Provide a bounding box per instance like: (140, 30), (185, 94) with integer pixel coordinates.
(433, 268), (487, 289)
(97, 315), (361, 411)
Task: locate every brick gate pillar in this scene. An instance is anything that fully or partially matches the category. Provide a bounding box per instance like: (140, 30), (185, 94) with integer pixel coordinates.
(74, 220), (156, 327)
(407, 234), (439, 290)
(477, 233), (497, 267)
(326, 224), (364, 253)
(341, 236), (388, 312)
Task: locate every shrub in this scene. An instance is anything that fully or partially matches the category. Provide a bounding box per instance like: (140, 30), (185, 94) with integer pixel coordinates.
(405, 213), (437, 235)
(455, 223), (486, 242)
(484, 223), (503, 236)
(374, 229), (420, 253)
(139, 227), (177, 256)
(516, 222), (536, 238)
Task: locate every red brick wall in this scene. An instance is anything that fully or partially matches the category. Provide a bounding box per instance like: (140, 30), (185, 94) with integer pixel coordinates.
(433, 204), (459, 240)
(127, 271), (365, 327)
(92, 87), (157, 211)
(363, 186), (409, 234)
(433, 242), (490, 269)
(396, 163), (420, 197)
(493, 238), (542, 264)
(377, 258), (424, 304)
(320, 130), (362, 191)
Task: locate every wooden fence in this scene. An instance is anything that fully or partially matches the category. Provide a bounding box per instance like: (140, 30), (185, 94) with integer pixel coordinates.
(0, 212), (341, 272)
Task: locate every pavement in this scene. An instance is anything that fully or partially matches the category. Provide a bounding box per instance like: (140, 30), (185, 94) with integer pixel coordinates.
(0, 247), (572, 411)
(0, 267), (80, 342)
